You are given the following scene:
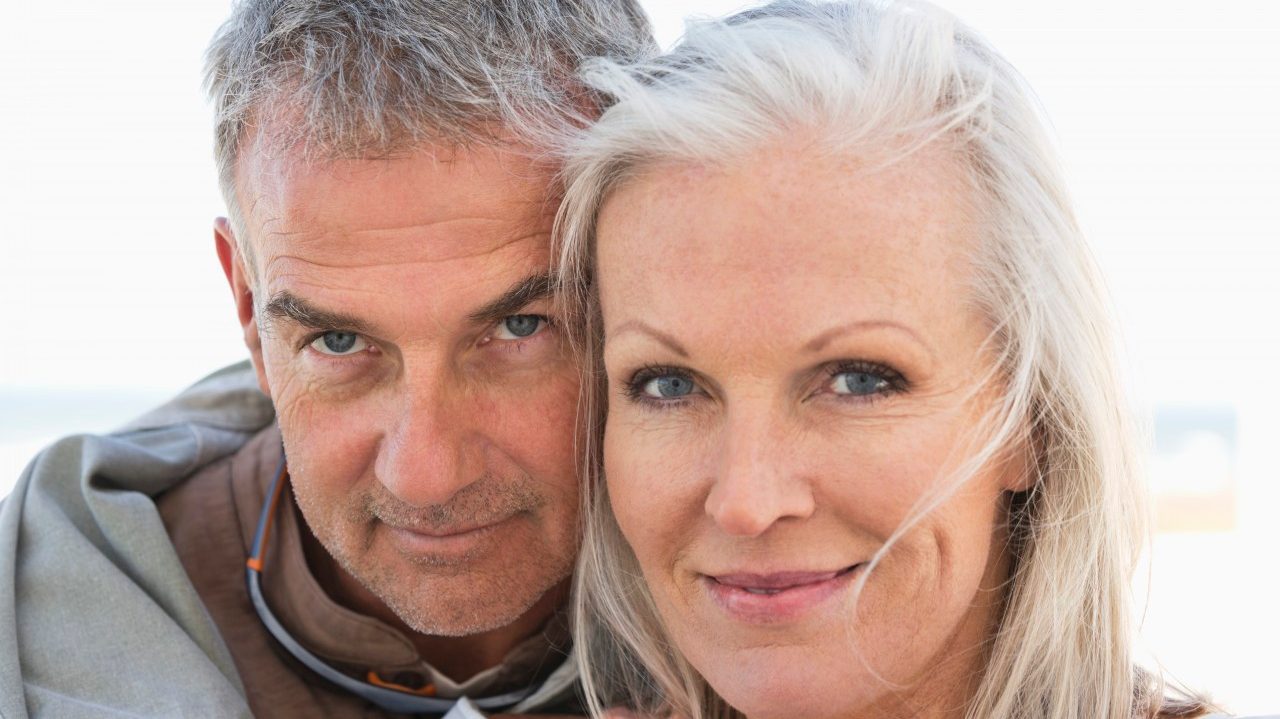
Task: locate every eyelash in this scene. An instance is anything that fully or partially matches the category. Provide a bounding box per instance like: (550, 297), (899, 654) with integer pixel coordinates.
(621, 360), (909, 408)
(825, 359), (908, 399)
(299, 314), (555, 359)
(623, 363), (699, 407)
(485, 315), (557, 354)
(299, 330), (377, 366)
(298, 331), (334, 352)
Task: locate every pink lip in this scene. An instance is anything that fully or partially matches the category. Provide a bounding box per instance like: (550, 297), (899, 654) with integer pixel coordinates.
(703, 565), (863, 623)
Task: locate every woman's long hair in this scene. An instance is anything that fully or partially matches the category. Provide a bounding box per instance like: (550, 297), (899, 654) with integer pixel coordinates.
(553, 2), (1213, 717)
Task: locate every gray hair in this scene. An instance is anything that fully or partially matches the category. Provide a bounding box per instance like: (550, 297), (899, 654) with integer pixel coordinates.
(204, 0), (655, 259)
(557, 2), (1212, 718)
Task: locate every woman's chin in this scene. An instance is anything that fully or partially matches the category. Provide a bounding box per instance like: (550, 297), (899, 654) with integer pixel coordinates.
(721, 689), (868, 719)
(698, 647), (882, 719)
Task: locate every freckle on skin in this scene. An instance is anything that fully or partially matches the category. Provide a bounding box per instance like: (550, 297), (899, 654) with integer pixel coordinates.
(597, 140), (1012, 719)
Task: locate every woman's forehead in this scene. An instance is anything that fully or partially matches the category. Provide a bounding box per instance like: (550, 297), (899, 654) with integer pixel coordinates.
(594, 141), (981, 344)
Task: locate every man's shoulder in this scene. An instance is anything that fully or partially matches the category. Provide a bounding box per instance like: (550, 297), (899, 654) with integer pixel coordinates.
(13, 360), (274, 502)
(0, 362), (274, 719)
(158, 421), (282, 558)
(118, 360), (274, 438)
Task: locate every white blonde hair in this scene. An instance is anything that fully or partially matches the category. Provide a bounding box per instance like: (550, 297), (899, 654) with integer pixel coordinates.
(555, 2), (1210, 718)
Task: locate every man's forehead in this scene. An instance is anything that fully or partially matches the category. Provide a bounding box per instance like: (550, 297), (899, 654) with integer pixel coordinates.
(259, 217), (554, 273)
(236, 139), (558, 266)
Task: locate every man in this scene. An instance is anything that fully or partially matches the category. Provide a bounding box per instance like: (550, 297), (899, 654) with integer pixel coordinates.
(0, 1), (653, 717)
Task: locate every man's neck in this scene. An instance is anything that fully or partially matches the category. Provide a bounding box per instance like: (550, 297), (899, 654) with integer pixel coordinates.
(298, 510), (570, 682)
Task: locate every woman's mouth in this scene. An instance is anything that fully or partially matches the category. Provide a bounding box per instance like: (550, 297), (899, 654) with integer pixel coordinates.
(703, 565), (864, 623)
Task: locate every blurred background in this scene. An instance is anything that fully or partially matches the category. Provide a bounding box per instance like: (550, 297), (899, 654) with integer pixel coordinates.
(1, 0), (1276, 712)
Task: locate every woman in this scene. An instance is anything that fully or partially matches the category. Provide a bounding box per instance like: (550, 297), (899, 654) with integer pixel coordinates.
(554, 2), (1229, 718)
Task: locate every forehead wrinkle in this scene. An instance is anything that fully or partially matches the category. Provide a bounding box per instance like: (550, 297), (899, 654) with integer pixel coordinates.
(259, 229), (551, 277)
(341, 216), (536, 236)
(259, 211), (540, 236)
(239, 152), (553, 233)
(239, 145), (554, 232)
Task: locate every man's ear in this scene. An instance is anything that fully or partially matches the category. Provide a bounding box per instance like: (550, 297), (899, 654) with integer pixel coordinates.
(214, 217), (271, 397)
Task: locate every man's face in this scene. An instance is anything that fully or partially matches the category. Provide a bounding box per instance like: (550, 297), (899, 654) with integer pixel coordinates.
(219, 138), (579, 636)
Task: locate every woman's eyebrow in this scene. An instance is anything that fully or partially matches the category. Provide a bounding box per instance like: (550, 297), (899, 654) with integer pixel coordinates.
(466, 272), (554, 326)
(803, 319), (933, 358)
(606, 320), (690, 358)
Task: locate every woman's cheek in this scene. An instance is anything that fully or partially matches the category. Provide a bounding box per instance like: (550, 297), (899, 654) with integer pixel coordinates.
(603, 419), (653, 546)
(604, 414), (700, 562)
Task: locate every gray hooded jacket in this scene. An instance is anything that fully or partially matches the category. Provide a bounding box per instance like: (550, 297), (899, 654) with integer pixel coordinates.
(0, 362), (274, 717)
(0, 362), (581, 718)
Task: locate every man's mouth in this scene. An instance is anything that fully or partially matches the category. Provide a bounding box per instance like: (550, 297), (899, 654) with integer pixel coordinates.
(379, 515), (519, 560)
(384, 518), (506, 538)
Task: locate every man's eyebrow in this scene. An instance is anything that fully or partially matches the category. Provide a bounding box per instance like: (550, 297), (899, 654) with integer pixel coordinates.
(467, 273), (555, 325)
(262, 291), (376, 335)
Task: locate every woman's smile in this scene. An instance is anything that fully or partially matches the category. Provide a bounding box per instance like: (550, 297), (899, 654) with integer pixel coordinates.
(700, 564), (865, 624)
(596, 139), (1012, 718)
(563, 2), (1215, 717)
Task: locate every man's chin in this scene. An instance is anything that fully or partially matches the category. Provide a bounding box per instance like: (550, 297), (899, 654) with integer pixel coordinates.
(384, 573), (569, 637)
(345, 551), (572, 637)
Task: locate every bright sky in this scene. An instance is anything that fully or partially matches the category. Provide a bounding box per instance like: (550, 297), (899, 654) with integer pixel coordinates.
(1, 0), (1277, 713)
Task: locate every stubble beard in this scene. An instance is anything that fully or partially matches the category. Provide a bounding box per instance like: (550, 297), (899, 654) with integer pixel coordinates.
(296, 471), (576, 637)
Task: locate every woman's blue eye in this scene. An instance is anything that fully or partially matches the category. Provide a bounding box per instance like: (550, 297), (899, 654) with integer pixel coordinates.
(831, 370), (890, 396)
(642, 375), (697, 399)
(310, 331), (367, 356)
(494, 314), (546, 340)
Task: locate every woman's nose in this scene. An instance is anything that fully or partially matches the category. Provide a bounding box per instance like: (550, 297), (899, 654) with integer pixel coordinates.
(704, 410), (816, 536)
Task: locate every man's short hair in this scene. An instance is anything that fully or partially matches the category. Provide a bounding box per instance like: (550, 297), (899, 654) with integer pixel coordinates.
(205, 0), (654, 255)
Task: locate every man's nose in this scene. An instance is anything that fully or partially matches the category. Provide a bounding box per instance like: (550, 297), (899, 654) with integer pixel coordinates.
(374, 372), (477, 507)
(704, 408), (816, 537)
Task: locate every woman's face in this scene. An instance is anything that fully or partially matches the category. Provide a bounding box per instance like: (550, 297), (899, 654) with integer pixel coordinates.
(596, 141), (1024, 719)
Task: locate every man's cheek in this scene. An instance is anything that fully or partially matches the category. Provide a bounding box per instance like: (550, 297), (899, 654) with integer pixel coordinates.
(479, 365), (576, 443)
(267, 369), (312, 427)
(257, 338), (301, 400)
(262, 345), (347, 424)
(271, 371), (348, 473)
(521, 378), (579, 461)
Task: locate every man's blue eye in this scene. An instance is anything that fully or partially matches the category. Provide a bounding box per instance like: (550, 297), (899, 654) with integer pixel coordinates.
(495, 315), (546, 340)
(309, 331), (367, 356)
(831, 371), (890, 396)
(642, 375), (697, 399)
